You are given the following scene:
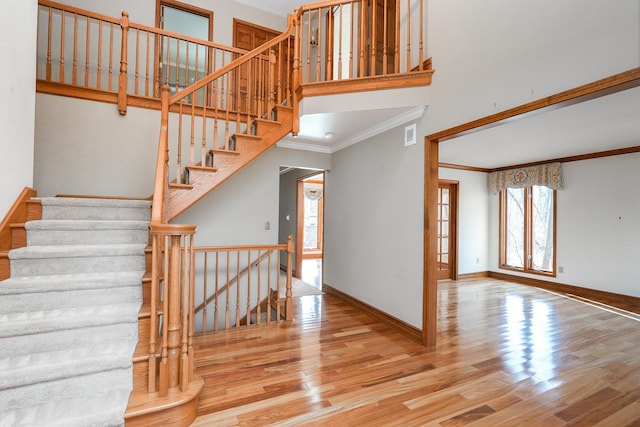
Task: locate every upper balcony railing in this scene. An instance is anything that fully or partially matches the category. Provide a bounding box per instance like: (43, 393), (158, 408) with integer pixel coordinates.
(294, 0), (431, 96)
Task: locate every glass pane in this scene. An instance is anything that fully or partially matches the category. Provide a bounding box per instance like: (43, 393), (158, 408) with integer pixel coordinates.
(505, 188), (525, 268)
(531, 186), (554, 271)
(303, 196), (319, 249)
(442, 188), (450, 204)
(442, 205), (449, 221)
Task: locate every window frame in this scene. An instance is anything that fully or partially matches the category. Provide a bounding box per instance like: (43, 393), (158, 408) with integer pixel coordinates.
(499, 186), (557, 277)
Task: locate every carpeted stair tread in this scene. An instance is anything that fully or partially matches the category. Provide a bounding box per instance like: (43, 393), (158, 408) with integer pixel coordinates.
(8, 243), (147, 260)
(0, 303), (140, 338)
(26, 220), (149, 246)
(0, 389), (130, 427)
(0, 368), (132, 414)
(0, 284), (141, 314)
(0, 323), (138, 358)
(0, 342), (133, 390)
(0, 271), (145, 295)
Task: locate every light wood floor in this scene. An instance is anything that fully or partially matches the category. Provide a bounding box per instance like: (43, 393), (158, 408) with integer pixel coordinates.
(191, 279), (640, 426)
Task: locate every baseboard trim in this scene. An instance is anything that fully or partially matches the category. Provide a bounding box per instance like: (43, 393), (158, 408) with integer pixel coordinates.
(489, 271), (640, 313)
(322, 284), (423, 345)
(457, 271), (490, 280)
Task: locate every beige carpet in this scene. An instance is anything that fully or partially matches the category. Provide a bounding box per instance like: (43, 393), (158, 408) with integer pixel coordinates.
(279, 273), (322, 297)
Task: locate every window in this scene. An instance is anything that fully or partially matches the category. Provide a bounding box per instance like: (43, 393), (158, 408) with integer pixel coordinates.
(500, 185), (556, 275)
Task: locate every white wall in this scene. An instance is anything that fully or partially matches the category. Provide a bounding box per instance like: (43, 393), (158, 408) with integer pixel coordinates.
(439, 168), (490, 275)
(324, 121), (424, 327)
(0, 0), (37, 218)
(34, 94), (159, 198)
(176, 147), (330, 246)
(489, 153), (640, 298)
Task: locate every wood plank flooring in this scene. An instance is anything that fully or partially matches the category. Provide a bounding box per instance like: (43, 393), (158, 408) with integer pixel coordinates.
(191, 279), (640, 426)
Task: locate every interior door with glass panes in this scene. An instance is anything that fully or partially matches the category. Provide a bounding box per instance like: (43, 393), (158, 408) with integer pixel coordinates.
(437, 181), (457, 280)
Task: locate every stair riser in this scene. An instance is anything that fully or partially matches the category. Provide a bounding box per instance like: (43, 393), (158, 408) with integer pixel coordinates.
(0, 286), (141, 314)
(10, 254), (145, 277)
(42, 206), (150, 221)
(0, 323), (138, 358)
(11, 227), (27, 249)
(27, 229), (149, 246)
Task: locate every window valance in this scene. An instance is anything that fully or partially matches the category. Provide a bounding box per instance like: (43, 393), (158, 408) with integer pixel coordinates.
(488, 162), (563, 194)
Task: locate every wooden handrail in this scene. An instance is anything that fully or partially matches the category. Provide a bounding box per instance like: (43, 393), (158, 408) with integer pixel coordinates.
(39, 0), (120, 24)
(150, 86), (170, 224)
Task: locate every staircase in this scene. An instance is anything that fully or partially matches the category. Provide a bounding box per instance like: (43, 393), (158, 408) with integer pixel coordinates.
(0, 197), (150, 426)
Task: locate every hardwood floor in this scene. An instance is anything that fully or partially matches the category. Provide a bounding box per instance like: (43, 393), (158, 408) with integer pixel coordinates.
(191, 278), (640, 426)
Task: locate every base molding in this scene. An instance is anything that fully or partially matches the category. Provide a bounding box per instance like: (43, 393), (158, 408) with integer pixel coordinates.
(456, 271), (490, 280)
(322, 284), (422, 345)
(489, 271), (640, 313)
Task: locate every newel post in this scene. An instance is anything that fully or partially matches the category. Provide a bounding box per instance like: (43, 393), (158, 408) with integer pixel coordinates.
(285, 234), (294, 321)
(118, 11), (130, 115)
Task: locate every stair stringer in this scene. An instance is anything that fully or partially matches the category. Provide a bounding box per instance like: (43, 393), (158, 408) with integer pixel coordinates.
(166, 105), (293, 221)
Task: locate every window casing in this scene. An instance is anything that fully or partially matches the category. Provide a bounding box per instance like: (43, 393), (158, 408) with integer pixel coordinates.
(499, 185), (556, 276)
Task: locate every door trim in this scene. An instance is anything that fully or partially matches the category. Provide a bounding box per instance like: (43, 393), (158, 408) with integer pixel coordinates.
(437, 180), (459, 281)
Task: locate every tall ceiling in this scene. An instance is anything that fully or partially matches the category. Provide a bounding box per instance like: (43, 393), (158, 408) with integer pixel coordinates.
(234, 0), (303, 17)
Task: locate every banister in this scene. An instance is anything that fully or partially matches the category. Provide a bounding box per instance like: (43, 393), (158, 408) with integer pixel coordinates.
(168, 13), (297, 105)
(39, 0), (121, 25)
(150, 86), (170, 224)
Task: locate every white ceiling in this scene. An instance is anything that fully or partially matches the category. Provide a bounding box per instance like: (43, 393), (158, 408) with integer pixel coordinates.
(439, 85), (640, 169)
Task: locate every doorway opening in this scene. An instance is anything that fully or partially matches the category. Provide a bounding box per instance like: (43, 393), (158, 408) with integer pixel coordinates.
(297, 173), (324, 289)
(437, 180), (458, 280)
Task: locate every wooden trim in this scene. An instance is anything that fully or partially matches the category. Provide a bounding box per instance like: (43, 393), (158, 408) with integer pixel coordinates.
(456, 271), (490, 280)
(427, 67), (640, 143)
(37, 80), (118, 104)
(423, 137), (438, 347)
(438, 163), (491, 173)
(488, 145), (640, 172)
(300, 70), (433, 98)
(0, 187), (37, 252)
(295, 179), (304, 279)
(488, 271), (640, 314)
(322, 284), (422, 344)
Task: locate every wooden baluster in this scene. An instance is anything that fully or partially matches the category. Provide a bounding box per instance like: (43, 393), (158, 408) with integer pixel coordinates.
(316, 9), (321, 82)
(225, 251), (230, 328)
(213, 78), (219, 150)
(148, 232), (159, 392)
(145, 31), (150, 96)
(268, 50), (276, 114)
(167, 234), (182, 390)
(419, 0), (424, 70)
(371, 1), (376, 76)
(46, 8), (52, 80)
(158, 235), (170, 397)
(276, 250), (281, 321)
(60, 10), (65, 83)
(256, 250), (262, 325)
(359, 2), (365, 77)
(306, 12), (311, 83)
(267, 250), (272, 323)
(292, 16), (300, 135)
(118, 11), (129, 115)
(214, 251), (219, 331)
(338, 4), (343, 79)
(134, 28), (139, 95)
(201, 85), (207, 165)
(286, 235), (294, 321)
(349, 2), (355, 78)
(383, 0), (388, 75)
(175, 38), (180, 94)
(97, 21), (102, 89)
(395, 0), (400, 73)
(235, 251), (241, 327)
(108, 23), (113, 90)
(202, 252), (208, 333)
(406, 0), (411, 72)
(189, 94), (195, 167)
(246, 251), (251, 326)
(188, 234), (195, 383)
(224, 74), (230, 150)
(84, 16), (90, 87)
(235, 63), (241, 132)
(180, 234), (190, 391)
(154, 33), (160, 97)
(164, 36), (170, 86)
(247, 58), (253, 127)
(276, 42), (283, 104)
(177, 101), (183, 184)
(72, 13), (78, 85)
(327, 8), (333, 80)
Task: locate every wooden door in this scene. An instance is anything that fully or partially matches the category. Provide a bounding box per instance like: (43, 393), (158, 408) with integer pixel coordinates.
(363, 0), (396, 76)
(437, 181), (458, 280)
